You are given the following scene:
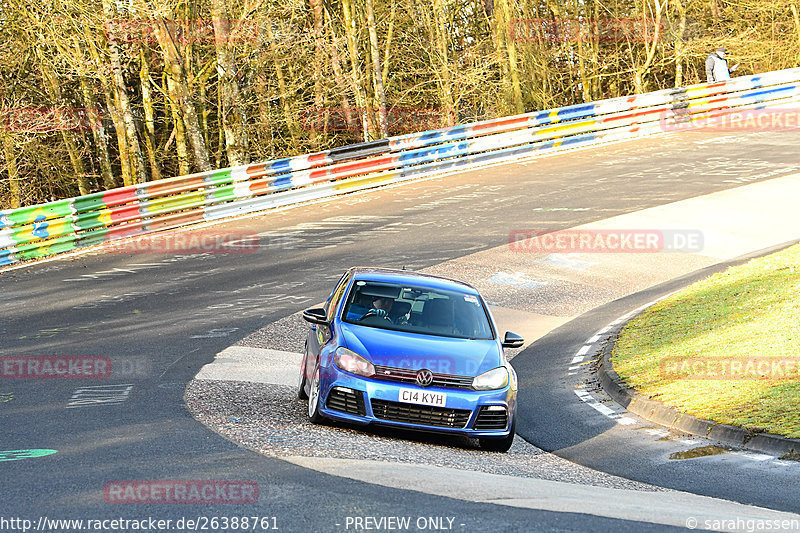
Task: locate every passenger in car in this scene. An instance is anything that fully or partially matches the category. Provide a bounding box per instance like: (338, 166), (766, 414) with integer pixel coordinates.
(388, 301), (412, 324)
(422, 298), (455, 335)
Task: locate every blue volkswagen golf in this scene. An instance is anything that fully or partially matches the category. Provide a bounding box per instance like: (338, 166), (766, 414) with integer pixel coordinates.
(298, 267), (523, 452)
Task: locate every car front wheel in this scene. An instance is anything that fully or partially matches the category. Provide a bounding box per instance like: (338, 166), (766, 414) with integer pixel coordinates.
(307, 365), (325, 424)
(479, 420), (515, 453)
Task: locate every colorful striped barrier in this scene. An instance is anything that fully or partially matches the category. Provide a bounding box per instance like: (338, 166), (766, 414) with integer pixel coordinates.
(2, 67), (800, 266)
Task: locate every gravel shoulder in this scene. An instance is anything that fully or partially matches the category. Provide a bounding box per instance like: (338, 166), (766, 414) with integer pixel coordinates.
(185, 377), (667, 491)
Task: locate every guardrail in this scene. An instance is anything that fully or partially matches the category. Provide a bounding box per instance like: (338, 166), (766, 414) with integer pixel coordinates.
(2, 67), (800, 266)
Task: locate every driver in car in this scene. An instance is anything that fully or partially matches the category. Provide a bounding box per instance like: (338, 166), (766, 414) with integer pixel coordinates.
(368, 297), (393, 320)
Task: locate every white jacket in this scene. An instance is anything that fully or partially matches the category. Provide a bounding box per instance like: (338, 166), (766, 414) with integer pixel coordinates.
(706, 53), (730, 82)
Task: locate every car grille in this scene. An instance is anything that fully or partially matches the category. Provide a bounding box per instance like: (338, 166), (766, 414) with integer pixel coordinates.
(370, 399), (471, 428)
(473, 406), (508, 430)
(372, 365), (474, 389)
(326, 387), (366, 416)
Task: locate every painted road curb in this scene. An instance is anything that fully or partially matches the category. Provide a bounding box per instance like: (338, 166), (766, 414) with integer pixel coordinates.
(598, 312), (800, 459)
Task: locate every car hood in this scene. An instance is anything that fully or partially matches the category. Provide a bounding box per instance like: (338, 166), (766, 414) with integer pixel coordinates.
(339, 322), (500, 377)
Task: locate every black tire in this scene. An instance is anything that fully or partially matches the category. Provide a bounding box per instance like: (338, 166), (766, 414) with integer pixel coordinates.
(307, 364), (325, 424)
(479, 420), (515, 453)
(297, 345), (308, 400)
(297, 351), (309, 400)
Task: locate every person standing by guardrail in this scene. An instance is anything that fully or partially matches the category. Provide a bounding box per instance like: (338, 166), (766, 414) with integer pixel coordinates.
(706, 47), (740, 82)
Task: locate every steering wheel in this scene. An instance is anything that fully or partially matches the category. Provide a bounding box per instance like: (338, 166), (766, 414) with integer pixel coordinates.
(359, 309), (392, 321)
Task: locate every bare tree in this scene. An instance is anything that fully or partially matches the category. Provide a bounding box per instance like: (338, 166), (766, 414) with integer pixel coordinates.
(153, 19), (212, 172)
(102, 0), (149, 183)
(211, 0), (249, 165)
(366, 0), (388, 136)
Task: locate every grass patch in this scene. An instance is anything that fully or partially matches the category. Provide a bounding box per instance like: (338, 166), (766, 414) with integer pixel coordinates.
(612, 243), (800, 438)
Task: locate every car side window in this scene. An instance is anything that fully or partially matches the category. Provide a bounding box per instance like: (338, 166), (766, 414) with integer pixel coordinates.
(324, 273), (351, 318)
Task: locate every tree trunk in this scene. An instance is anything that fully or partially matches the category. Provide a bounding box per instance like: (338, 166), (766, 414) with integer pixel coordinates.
(139, 48), (163, 181)
(496, 0), (524, 112)
(79, 77), (116, 189)
(673, 0), (688, 87)
(710, 0), (721, 24)
(366, 0), (388, 136)
(489, 0), (511, 114)
(342, 0), (370, 140)
(102, 0), (149, 184)
(433, 0), (457, 124)
(326, 9), (356, 131)
(254, 71), (277, 158)
(573, 0), (595, 103)
(309, 0), (327, 147)
(165, 74), (193, 176)
(81, 27), (132, 186)
(154, 19), (212, 172)
(632, 0), (665, 94)
(2, 131), (21, 208)
(382, 0), (397, 90)
(264, 24), (301, 149)
(791, 3), (800, 48)
(40, 64), (91, 195)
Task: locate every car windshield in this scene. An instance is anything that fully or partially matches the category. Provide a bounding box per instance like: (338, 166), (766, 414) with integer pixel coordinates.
(342, 280), (494, 340)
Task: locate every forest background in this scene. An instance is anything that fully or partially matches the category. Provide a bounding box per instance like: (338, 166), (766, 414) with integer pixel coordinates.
(1, 0), (798, 208)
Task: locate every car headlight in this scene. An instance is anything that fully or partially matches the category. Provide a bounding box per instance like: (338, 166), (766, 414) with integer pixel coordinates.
(334, 347), (375, 378)
(472, 367), (509, 390)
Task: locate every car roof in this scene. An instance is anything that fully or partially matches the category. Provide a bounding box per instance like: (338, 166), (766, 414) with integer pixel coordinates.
(348, 267), (480, 294)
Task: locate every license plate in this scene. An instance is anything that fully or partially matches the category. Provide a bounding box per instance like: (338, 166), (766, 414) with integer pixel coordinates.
(398, 388), (446, 407)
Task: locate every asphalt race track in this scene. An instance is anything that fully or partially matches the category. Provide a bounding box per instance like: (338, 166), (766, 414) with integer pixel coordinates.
(2, 129), (800, 532)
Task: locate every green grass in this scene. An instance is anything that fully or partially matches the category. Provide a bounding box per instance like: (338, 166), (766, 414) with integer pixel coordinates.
(612, 243), (800, 438)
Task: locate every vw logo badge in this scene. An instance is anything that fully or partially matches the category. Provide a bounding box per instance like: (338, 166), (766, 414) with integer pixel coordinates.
(416, 369), (434, 387)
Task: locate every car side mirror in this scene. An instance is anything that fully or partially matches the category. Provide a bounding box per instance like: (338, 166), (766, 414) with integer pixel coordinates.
(302, 308), (329, 325)
(502, 331), (524, 348)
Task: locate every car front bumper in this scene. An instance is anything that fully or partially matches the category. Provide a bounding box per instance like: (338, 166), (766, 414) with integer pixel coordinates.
(317, 365), (516, 438)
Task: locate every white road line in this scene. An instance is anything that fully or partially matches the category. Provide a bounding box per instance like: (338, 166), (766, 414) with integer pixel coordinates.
(569, 345), (592, 364)
(738, 453), (773, 462)
(567, 294), (734, 431)
(67, 384), (133, 408)
(573, 389), (636, 425)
